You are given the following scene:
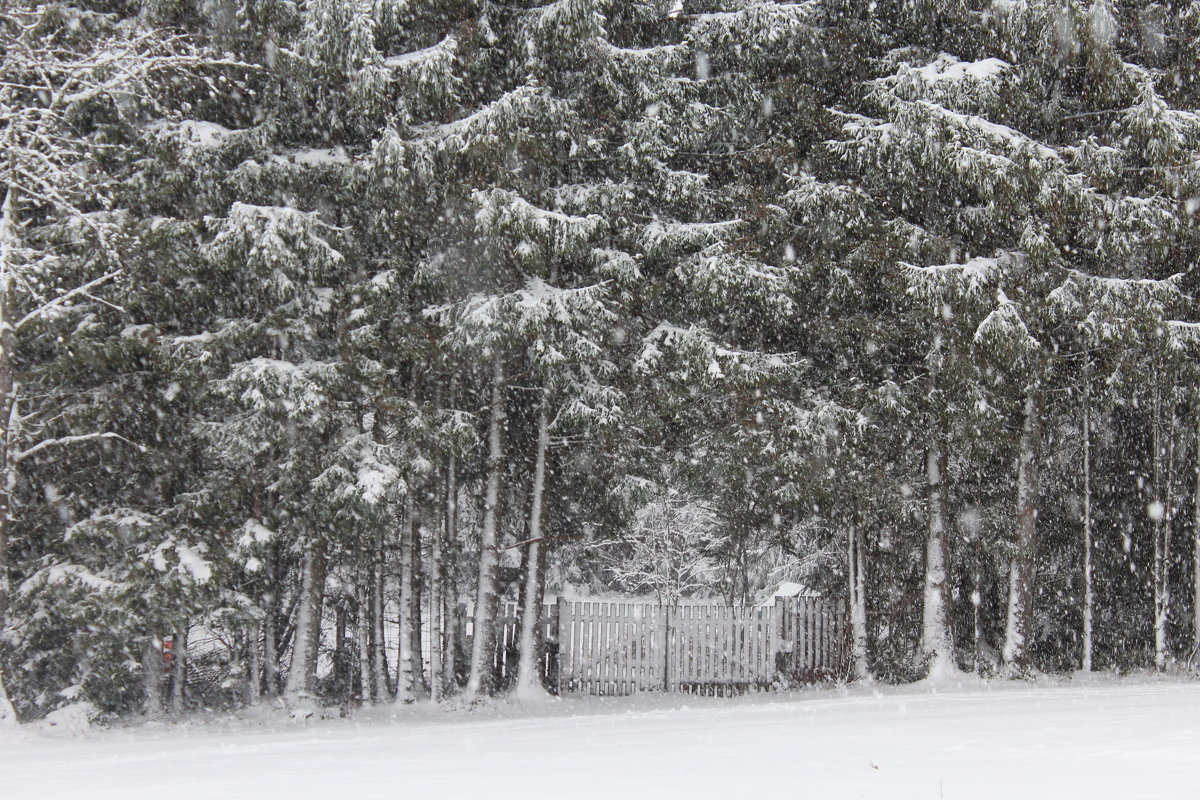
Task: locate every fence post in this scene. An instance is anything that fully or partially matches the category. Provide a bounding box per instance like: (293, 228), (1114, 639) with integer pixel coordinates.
(662, 605), (672, 691)
(556, 596), (570, 695)
(773, 597), (786, 684)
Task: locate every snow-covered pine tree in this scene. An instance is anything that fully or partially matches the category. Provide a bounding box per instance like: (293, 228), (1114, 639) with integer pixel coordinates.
(0, 1), (241, 722)
(829, 0), (1198, 674)
(196, 201), (349, 705)
(594, 1), (844, 612)
(152, 0), (461, 709)
(426, 191), (618, 698)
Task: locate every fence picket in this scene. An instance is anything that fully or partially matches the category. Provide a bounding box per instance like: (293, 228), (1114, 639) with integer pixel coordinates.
(712, 606), (720, 686)
(817, 600), (827, 670)
(634, 604), (643, 691)
(816, 599), (824, 670)
(596, 602), (605, 693)
(708, 606), (717, 687)
(808, 598), (817, 671)
(621, 605), (629, 693)
(628, 604), (637, 691)
(749, 606), (757, 683)
(726, 606), (735, 685)
(628, 604), (638, 693)
(682, 606), (691, 688)
(681, 605), (690, 687)
(691, 606), (700, 690)
(802, 597), (812, 671)
(733, 607), (742, 683)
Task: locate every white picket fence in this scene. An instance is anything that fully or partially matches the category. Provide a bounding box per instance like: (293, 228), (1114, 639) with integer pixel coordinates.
(488, 596), (846, 696)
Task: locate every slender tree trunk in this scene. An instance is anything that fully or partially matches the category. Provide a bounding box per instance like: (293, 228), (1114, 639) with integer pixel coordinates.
(847, 524), (869, 681)
(971, 555), (983, 675)
(263, 608), (279, 698)
(430, 461), (452, 701)
(1081, 367), (1094, 672)
(333, 602), (348, 699)
(262, 547), (280, 698)
(245, 501), (265, 705)
(0, 187), (19, 727)
(410, 519), (428, 698)
(1003, 391), (1042, 675)
(1152, 391), (1175, 671)
(142, 636), (165, 718)
(395, 515), (411, 702)
(372, 530), (390, 699)
(442, 456), (460, 695)
(357, 575), (373, 703)
(1193, 411), (1200, 664)
(284, 539), (327, 704)
(169, 623), (188, 716)
(466, 356), (506, 699)
(245, 623), (262, 706)
(396, 491), (426, 702)
(922, 440), (956, 678)
(0, 668), (14, 725)
(515, 398), (551, 699)
(428, 492), (443, 704)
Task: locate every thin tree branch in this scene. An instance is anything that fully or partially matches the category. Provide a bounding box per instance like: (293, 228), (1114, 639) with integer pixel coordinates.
(15, 270), (122, 330)
(14, 431), (145, 462)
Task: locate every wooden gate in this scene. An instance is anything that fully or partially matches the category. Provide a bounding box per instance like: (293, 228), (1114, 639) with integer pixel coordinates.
(776, 596), (846, 683)
(663, 603), (779, 694)
(555, 600), (669, 695)
(549, 596), (846, 696)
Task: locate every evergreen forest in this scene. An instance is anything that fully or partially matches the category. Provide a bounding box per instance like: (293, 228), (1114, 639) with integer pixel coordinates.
(2, 0), (1200, 722)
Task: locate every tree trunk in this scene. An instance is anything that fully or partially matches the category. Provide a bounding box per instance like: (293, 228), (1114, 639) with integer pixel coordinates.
(396, 491), (427, 702)
(142, 636), (165, 718)
(442, 457), (460, 695)
(1193, 412), (1200, 664)
(0, 668), (14, 726)
(358, 575), (374, 703)
(263, 607), (280, 698)
(409, 519), (428, 698)
(169, 623), (188, 716)
(515, 397), (551, 700)
(971, 556), (983, 675)
(847, 524), (869, 681)
(333, 602), (348, 700)
(0, 187), (19, 727)
(922, 440), (956, 678)
(1152, 390), (1175, 671)
(245, 623), (262, 706)
(466, 356), (506, 699)
(430, 459), (452, 701)
(1003, 391), (1042, 675)
(284, 539), (327, 704)
(1081, 368), (1094, 672)
(372, 531), (391, 699)
(262, 547), (280, 698)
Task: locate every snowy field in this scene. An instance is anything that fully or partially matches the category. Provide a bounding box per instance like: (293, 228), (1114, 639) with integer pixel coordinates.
(3, 677), (1198, 800)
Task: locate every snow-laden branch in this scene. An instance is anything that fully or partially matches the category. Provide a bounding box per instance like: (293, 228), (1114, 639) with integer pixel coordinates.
(974, 288), (1040, 353)
(1167, 320), (1200, 352)
(14, 431), (145, 463)
(15, 270), (122, 330)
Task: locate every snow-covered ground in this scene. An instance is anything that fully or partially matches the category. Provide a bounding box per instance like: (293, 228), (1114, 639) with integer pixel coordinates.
(3, 676), (1197, 799)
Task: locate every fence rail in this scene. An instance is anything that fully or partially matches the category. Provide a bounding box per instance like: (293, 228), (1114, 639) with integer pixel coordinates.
(486, 596), (846, 695)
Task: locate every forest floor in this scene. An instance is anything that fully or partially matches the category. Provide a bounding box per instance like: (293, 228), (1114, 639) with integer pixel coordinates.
(2, 673), (1197, 799)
